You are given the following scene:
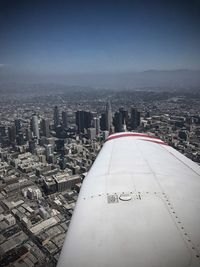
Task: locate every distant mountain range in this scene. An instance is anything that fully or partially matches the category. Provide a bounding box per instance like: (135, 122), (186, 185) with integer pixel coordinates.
(1, 69), (200, 90)
(61, 69), (200, 89)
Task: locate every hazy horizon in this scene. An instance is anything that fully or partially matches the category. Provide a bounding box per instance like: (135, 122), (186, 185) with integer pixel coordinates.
(1, 69), (200, 90)
(0, 0), (200, 85)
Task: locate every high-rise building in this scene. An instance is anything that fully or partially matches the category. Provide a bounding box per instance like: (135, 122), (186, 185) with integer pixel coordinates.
(62, 111), (68, 129)
(54, 106), (60, 128)
(55, 139), (65, 152)
(84, 111), (93, 130)
(29, 139), (37, 153)
(119, 107), (128, 125)
(8, 125), (16, 143)
(106, 101), (112, 132)
(76, 110), (93, 134)
(93, 117), (100, 135)
(131, 107), (141, 130)
(113, 111), (123, 133)
(14, 119), (21, 135)
(45, 144), (54, 159)
(16, 132), (25, 146)
(100, 113), (107, 131)
(41, 118), (50, 137)
(31, 115), (40, 139)
(25, 128), (32, 141)
(0, 126), (6, 137)
(0, 126), (7, 145)
(59, 156), (67, 170)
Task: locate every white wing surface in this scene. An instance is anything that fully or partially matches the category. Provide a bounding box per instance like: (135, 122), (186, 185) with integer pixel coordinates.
(57, 132), (200, 267)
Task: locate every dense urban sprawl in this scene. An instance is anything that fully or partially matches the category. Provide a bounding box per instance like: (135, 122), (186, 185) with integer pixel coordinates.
(0, 87), (200, 266)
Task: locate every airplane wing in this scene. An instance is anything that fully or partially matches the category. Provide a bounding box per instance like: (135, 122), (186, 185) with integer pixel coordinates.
(57, 132), (200, 267)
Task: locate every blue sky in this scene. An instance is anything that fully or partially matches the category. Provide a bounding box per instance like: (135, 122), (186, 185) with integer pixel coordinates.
(0, 0), (200, 76)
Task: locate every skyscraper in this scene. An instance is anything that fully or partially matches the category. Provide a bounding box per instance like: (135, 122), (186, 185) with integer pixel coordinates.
(41, 118), (50, 137)
(100, 113), (107, 131)
(31, 115), (40, 139)
(25, 128), (32, 142)
(93, 117), (100, 135)
(8, 125), (16, 144)
(76, 110), (93, 134)
(106, 101), (112, 132)
(113, 111), (123, 133)
(119, 107), (128, 126)
(54, 106), (60, 128)
(62, 111), (68, 129)
(14, 119), (21, 135)
(131, 107), (141, 130)
(29, 139), (37, 154)
(16, 132), (25, 146)
(45, 144), (54, 159)
(0, 126), (6, 140)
